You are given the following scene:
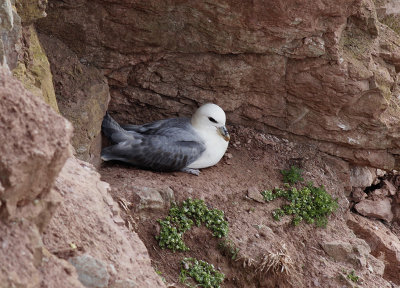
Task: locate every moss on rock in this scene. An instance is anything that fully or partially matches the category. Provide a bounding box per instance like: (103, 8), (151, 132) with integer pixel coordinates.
(12, 25), (59, 112)
(15, 0), (47, 24)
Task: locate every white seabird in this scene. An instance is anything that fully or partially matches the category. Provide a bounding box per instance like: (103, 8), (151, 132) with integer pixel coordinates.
(101, 103), (230, 175)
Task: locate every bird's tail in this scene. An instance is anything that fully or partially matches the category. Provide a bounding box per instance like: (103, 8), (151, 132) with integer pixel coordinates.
(102, 112), (138, 144)
(102, 112), (125, 138)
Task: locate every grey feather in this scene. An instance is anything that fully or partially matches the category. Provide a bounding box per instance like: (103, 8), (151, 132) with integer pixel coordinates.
(101, 114), (206, 172)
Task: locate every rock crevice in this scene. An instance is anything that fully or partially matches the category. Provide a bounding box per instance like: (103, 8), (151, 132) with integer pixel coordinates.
(36, 0), (400, 170)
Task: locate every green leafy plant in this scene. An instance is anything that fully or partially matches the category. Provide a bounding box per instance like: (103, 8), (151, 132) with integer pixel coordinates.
(180, 257), (225, 288)
(180, 198), (209, 226)
(346, 270), (359, 283)
(281, 166), (304, 185)
(156, 199), (229, 251)
(205, 208), (229, 238)
(261, 167), (338, 227)
(156, 219), (189, 251)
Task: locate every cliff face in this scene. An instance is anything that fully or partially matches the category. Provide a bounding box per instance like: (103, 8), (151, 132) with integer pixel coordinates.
(0, 0), (107, 165)
(0, 66), (76, 287)
(0, 2), (164, 287)
(37, 0), (400, 170)
(2, 1), (400, 287)
(0, 66), (165, 288)
(1, 0), (59, 111)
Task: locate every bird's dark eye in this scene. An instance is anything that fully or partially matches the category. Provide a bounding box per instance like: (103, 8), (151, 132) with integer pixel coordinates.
(208, 117), (218, 123)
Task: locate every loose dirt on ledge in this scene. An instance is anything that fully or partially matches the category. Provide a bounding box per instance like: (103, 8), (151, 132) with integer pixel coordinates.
(99, 125), (385, 288)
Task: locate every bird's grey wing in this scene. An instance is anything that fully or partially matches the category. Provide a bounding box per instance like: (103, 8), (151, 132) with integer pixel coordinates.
(122, 118), (191, 135)
(101, 134), (206, 172)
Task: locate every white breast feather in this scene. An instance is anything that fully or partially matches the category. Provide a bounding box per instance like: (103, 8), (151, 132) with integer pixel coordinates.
(187, 128), (228, 169)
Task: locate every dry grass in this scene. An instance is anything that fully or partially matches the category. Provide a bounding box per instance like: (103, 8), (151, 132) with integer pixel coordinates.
(256, 244), (295, 276)
(117, 197), (137, 231)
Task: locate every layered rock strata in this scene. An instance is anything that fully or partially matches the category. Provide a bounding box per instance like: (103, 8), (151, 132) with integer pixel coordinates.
(37, 0), (400, 170)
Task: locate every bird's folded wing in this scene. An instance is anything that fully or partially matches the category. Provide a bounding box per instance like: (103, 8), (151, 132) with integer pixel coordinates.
(101, 134), (206, 171)
(122, 118), (190, 135)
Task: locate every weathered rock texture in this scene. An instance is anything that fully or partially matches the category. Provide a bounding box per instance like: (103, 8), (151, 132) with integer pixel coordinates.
(0, 0), (21, 69)
(354, 198), (394, 222)
(348, 213), (400, 285)
(37, 0), (400, 170)
(0, 66), (71, 225)
(0, 66), (81, 287)
(1, 0), (59, 111)
(15, 0), (48, 25)
(13, 25), (59, 112)
(0, 65), (163, 287)
(44, 157), (166, 288)
(38, 33), (109, 165)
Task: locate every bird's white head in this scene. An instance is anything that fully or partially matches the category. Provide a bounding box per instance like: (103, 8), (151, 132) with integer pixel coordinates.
(191, 103), (230, 141)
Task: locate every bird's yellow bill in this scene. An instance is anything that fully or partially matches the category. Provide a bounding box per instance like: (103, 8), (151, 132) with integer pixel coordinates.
(218, 126), (230, 142)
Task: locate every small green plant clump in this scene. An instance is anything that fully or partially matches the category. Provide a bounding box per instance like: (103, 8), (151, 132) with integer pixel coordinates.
(346, 270), (359, 283)
(180, 257), (225, 288)
(281, 165), (304, 185)
(261, 167), (338, 227)
(157, 219), (189, 251)
(156, 198), (229, 251)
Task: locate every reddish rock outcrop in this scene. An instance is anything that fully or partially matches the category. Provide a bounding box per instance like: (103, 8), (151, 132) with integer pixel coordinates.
(38, 33), (110, 166)
(354, 198), (394, 222)
(347, 213), (400, 285)
(0, 66), (81, 287)
(0, 66), (72, 226)
(44, 157), (166, 288)
(37, 0), (400, 170)
(0, 65), (164, 287)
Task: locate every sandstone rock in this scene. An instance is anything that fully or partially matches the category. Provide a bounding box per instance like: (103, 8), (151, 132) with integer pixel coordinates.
(13, 25), (59, 112)
(321, 239), (370, 267)
(347, 213), (400, 285)
(41, 247), (84, 288)
(0, 60), (84, 288)
(44, 158), (166, 288)
(370, 188), (390, 197)
(352, 239), (373, 268)
(37, 33), (109, 166)
(376, 0), (400, 38)
(354, 198), (394, 222)
(394, 174), (400, 188)
(351, 188), (367, 202)
(15, 0), (47, 24)
(376, 169), (386, 177)
(0, 0), (21, 69)
(37, 0), (400, 170)
(69, 254), (109, 288)
(111, 279), (137, 288)
(392, 205), (400, 223)
(350, 166), (374, 189)
(0, 0), (13, 31)
(247, 187), (264, 203)
(367, 255), (385, 277)
(0, 221), (42, 287)
(158, 186), (175, 205)
(321, 241), (353, 262)
(0, 66), (72, 223)
(112, 215), (125, 226)
(0, 222), (84, 288)
(0, 0), (59, 111)
(132, 186), (174, 211)
(382, 179), (397, 196)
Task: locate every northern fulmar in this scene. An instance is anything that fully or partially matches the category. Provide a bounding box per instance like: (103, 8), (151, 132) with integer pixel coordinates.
(101, 103), (230, 175)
